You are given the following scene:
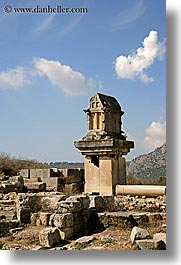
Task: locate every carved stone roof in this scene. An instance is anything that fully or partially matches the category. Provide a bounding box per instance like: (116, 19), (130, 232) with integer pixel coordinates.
(96, 93), (121, 110)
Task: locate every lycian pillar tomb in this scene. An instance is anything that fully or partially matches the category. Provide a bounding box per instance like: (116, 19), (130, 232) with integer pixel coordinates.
(74, 93), (134, 196)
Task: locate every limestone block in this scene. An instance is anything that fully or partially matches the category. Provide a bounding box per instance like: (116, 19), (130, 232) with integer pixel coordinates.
(16, 194), (41, 212)
(40, 212), (52, 226)
(17, 207), (31, 224)
(55, 201), (82, 213)
(20, 169), (30, 178)
(89, 195), (103, 211)
(135, 239), (166, 250)
(59, 227), (74, 240)
(153, 233), (166, 245)
(41, 195), (67, 212)
(39, 227), (61, 248)
(130, 226), (150, 244)
(135, 239), (155, 250)
(26, 195), (42, 212)
(25, 182), (46, 193)
(66, 195), (90, 209)
(30, 169), (52, 180)
(40, 197), (52, 212)
(51, 213), (74, 228)
(98, 212), (137, 229)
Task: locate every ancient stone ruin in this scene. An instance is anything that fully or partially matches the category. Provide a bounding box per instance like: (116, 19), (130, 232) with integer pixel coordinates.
(20, 168), (84, 194)
(74, 92), (134, 196)
(0, 93), (166, 250)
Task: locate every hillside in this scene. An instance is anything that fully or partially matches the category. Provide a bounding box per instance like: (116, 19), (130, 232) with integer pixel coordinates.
(0, 153), (49, 177)
(126, 143), (166, 180)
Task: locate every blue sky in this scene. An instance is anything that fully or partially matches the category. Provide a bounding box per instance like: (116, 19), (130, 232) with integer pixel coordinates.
(0, 0), (166, 162)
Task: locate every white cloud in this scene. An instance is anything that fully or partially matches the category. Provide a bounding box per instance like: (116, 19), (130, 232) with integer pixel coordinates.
(114, 30), (166, 82)
(33, 57), (93, 95)
(0, 66), (29, 89)
(143, 121), (166, 152)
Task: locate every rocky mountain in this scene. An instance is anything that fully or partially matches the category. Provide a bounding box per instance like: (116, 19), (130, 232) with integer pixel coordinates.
(126, 143), (166, 179)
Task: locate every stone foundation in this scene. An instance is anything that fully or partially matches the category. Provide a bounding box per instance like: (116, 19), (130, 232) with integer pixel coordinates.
(0, 188), (166, 241)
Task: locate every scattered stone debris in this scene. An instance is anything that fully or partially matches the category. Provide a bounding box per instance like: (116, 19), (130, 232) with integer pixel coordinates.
(0, 178), (166, 250)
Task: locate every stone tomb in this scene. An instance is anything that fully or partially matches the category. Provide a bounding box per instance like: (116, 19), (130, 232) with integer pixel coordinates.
(74, 93), (134, 196)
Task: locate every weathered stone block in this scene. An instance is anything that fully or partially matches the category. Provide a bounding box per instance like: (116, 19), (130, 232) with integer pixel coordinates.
(41, 195), (67, 212)
(25, 182), (46, 193)
(89, 195), (103, 211)
(17, 194), (42, 213)
(40, 212), (52, 226)
(98, 212), (137, 229)
(41, 177), (64, 192)
(135, 239), (155, 250)
(66, 195), (90, 209)
(26, 195), (42, 212)
(30, 169), (52, 180)
(130, 226), (150, 244)
(20, 169), (30, 178)
(17, 207), (31, 224)
(59, 227), (74, 240)
(55, 201), (82, 213)
(51, 213), (74, 228)
(39, 227), (61, 248)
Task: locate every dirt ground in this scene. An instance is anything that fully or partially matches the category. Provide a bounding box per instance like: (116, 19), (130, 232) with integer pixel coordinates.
(0, 220), (166, 250)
